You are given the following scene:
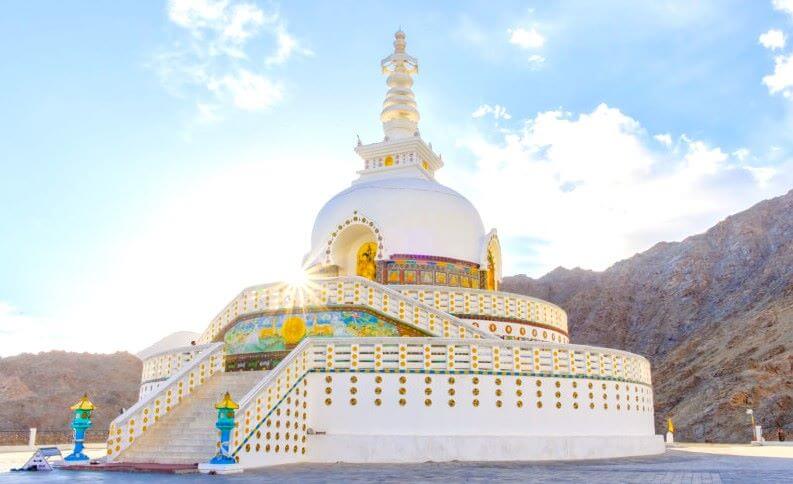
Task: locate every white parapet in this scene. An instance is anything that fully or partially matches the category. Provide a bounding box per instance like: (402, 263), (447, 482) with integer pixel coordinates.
(227, 337), (661, 469)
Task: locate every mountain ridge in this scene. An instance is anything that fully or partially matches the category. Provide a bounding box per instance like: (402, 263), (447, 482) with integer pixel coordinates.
(502, 188), (793, 442)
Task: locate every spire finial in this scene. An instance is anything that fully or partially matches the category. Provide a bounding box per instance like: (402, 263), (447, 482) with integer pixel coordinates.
(380, 30), (419, 140)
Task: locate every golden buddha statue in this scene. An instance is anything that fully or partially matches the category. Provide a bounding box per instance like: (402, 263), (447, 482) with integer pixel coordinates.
(486, 249), (496, 291)
(356, 242), (378, 280)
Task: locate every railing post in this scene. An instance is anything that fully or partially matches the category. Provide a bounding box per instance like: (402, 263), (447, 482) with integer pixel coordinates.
(28, 427), (36, 449)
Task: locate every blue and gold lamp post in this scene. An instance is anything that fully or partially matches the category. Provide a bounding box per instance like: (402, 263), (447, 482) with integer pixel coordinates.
(64, 394), (95, 464)
(198, 392), (243, 474)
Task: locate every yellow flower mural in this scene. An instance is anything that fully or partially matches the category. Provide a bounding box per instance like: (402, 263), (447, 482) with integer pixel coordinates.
(281, 316), (307, 345)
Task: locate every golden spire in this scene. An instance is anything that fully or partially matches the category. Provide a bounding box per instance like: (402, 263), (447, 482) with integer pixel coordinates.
(215, 391), (239, 410)
(70, 393), (96, 411)
(380, 30), (420, 140)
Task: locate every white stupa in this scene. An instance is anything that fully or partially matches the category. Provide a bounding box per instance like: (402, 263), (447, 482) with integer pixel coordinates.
(108, 31), (663, 470)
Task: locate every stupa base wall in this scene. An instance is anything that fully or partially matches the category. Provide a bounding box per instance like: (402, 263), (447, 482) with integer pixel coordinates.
(304, 434), (665, 463)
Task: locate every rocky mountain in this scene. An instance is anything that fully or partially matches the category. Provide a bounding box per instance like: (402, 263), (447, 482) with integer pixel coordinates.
(0, 351), (141, 443)
(502, 189), (793, 442)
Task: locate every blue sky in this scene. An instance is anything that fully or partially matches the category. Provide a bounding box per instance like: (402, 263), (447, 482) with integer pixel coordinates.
(1, 0), (792, 355)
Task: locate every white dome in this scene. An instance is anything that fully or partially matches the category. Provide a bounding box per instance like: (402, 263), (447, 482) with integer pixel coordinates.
(310, 174), (486, 266)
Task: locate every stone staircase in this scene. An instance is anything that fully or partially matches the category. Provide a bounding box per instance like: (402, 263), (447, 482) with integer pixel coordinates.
(117, 370), (268, 464)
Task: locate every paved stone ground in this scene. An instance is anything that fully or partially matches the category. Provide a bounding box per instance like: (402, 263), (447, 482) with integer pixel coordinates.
(0, 447), (791, 483)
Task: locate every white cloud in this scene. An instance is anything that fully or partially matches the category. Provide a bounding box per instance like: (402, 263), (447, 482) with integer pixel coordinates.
(528, 54), (546, 69)
(266, 23), (314, 66)
(211, 69), (284, 110)
(168, 0), (227, 31)
(449, 103), (788, 275)
(196, 101), (222, 123)
(732, 148), (750, 161)
(745, 165), (778, 186)
(654, 133), (672, 147)
(772, 0), (793, 18)
(156, 0), (310, 116)
(759, 29), (786, 50)
(762, 53), (793, 97)
(472, 104), (512, 120)
(508, 27), (545, 49)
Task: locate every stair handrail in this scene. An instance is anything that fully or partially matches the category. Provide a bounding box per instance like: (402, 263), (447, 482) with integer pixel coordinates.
(199, 276), (497, 344)
(392, 284), (569, 333)
(348, 276), (495, 340)
(236, 338), (313, 410)
(107, 341), (225, 461)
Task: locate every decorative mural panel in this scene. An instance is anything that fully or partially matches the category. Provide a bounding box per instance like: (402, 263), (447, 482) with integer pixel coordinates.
(224, 310), (425, 371)
(382, 254), (481, 288)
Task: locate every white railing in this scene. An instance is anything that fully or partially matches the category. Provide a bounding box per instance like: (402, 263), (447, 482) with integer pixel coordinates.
(140, 343), (214, 384)
(393, 285), (568, 334)
(231, 339), (313, 455)
(107, 342), (225, 461)
(197, 277), (495, 344)
(230, 336), (653, 457)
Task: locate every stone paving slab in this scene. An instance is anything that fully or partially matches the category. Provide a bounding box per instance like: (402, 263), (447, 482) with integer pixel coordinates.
(0, 448), (791, 483)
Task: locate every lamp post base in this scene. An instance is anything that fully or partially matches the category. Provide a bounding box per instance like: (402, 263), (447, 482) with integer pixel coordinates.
(61, 455), (90, 466)
(198, 462), (243, 474)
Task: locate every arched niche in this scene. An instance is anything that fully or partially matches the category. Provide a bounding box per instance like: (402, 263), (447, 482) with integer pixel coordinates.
(480, 230), (502, 290)
(330, 223), (380, 278)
